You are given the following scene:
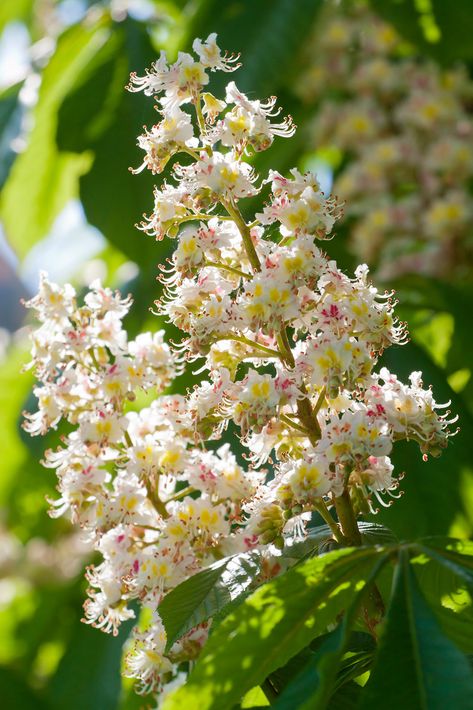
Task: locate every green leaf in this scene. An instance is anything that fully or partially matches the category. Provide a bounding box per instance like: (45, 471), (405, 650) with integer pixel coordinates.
(55, 18), (170, 270)
(283, 522), (396, 562)
(185, 0), (323, 97)
(239, 686), (270, 707)
(410, 540), (473, 653)
(162, 546), (387, 710)
(369, 0), (473, 64)
(46, 613), (134, 710)
(269, 632), (374, 698)
(158, 551), (262, 651)
(420, 539), (473, 590)
(0, 0), (34, 33)
(359, 550), (473, 710)
(0, 20), (110, 257)
(0, 80), (23, 187)
(0, 666), (49, 710)
(393, 276), (473, 414)
(271, 627), (350, 710)
(327, 681), (362, 710)
(272, 561), (385, 710)
(0, 346), (32, 500)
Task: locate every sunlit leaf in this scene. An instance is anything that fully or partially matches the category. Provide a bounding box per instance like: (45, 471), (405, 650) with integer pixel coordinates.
(359, 550), (473, 710)
(158, 551), (262, 651)
(162, 546), (387, 710)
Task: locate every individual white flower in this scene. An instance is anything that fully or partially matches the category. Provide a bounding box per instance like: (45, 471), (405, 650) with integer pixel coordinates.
(192, 33), (241, 72)
(132, 108), (198, 174)
(238, 267), (298, 331)
(296, 334), (372, 397)
(257, 170), (341, 238)
(124, 615), (172, 694)
(24, 271), (76, 321)
(210, 81), (295, 152)
(276, 452), (335, 504)
(175, 150), (258, 200)
(138, 183), (194, 240)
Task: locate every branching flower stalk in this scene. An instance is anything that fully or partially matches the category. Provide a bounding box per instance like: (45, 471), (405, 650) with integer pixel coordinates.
(24, 34), (457, 700)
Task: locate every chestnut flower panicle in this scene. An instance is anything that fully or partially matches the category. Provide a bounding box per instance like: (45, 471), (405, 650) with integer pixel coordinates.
(24, 33), (457, 702)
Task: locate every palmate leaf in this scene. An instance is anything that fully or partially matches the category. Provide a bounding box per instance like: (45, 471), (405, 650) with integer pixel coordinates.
(268, 631), (374, 698)
(283, 521), (397, 562)
(359, 550), (473, 710)
(158, 551), (263, 651)
(271, 624), (367, 710)
(411, 539), (473, 653)
(161, 546), (388, 710)
(326, 681), (362, 710)
(419, 538), (473, 590)
(158, 522), (395, 653)
(270, 562), (385, 710)
(161, 538), (473, 709)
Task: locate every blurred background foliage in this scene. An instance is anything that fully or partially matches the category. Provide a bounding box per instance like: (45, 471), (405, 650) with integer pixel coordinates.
(0, 0), (472, 707)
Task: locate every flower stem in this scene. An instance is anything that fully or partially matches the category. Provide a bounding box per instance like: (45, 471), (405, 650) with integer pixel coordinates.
(333, 489), (362, 546)
(276, 327), (295, 367)
(194, 96), (212, 156)
(178, 213), (214, 224)
(276, 328), (322, 444)
(332, 489), (385, 634)
(314, 499), (344, 543)
(146, 482), (170, 520)
(204, 260), (251, 280)
(165, 485), (196, 503)
(280, 413), (307, 434)
(216, 333), (282, 359)
(221, 199), (261, 272)
(225, 200), (323, 446)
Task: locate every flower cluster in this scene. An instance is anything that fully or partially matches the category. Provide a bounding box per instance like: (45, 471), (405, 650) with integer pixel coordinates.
(25, 35), (457, 701)
(295, 3), (473, 280)
(23, 274), (265, 696)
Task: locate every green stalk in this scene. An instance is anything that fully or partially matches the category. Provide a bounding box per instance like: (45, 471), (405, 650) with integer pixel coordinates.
(221, 198), (261, 272)
(204, 260), (251, 280)
(216, 334), (283, 359)
(314, 499), (344, 543)
(333, 489), (385, 634)
(195, 96), (212, 156)
(280, 413), (307, 434)
(165, 485), (196, 503)
(333, 489), (362, 546)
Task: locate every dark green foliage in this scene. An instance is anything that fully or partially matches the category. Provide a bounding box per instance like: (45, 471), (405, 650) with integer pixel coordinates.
(370, 0), (473, 64)
(360, 551), (473, 710)
(162, 541), (473, 709)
